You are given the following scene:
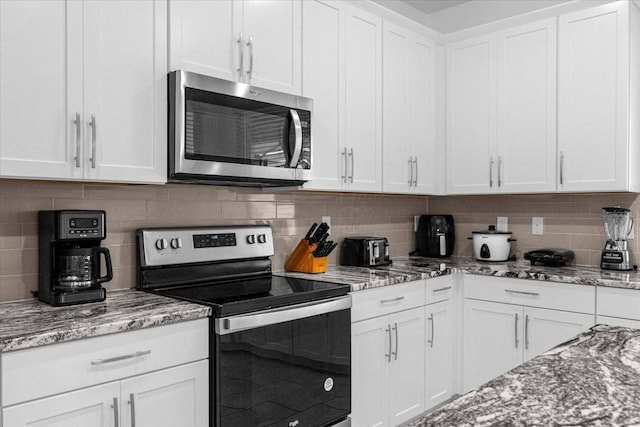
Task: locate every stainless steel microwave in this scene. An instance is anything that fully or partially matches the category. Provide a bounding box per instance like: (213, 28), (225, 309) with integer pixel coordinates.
(168, 70), (312, 186)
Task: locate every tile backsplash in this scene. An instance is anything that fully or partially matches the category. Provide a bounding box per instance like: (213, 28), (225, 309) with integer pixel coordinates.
(1, 179), (639, 302)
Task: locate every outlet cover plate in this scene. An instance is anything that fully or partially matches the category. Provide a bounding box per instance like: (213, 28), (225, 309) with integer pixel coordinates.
(532, 217), (544, 235)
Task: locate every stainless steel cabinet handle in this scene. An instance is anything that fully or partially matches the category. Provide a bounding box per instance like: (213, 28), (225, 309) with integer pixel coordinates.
(559, 151), (565, 185)
(129, 393), (136, 427)
(408, 156), (413, 186)
(432, 286), (452, 293)
(514, 313), (519, 348)
(341, 148), (347, 183)
(74, 113), (81, 168)
(428, 313), (434, 348)
(525, 314), (530, 350)
(246, 35), (254, 81)
(348, 148), (354, 183)
(90, 350), (151, 366)
(489, 157), (494, 187)
(505, 289), (540, 297)
(288, 109), (302, 167)
(112, 397), (119, 427)
(413, 156), (418, 186)
(89, 114), (97, 168)
(237, 32), (244, 79)
(392, 322), (398, 360)
(385, 325), (391, 362)
(380, 296), (405, 304)
(497, 156), (502, 187)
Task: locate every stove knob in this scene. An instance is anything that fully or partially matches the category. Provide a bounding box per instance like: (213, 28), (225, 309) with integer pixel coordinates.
(257, 234), (267, 244)
(155, 238), (168, 250)
(170, 237), (182, 249)
(246, 234), (256, 244)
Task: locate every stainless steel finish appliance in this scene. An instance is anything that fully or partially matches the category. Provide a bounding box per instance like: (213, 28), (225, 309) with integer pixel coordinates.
(169, 70), (313, 187)
(136, 225), (351, 427)
(412, 215), (455, 258)
(601, 207), (634, 270)
(37, 210), (112, 306)
(340, 237), (391, 267)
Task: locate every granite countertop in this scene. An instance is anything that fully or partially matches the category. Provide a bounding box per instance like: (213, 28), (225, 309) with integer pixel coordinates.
(409, 324), (640, 426)
(0, 289), (211, 353)
(277, 256), (640, 291)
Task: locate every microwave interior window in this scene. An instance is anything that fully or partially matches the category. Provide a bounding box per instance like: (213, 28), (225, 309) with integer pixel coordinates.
(185, 88), (294, 167)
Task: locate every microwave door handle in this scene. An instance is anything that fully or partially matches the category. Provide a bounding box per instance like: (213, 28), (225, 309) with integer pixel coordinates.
(288, 109), (303, 168)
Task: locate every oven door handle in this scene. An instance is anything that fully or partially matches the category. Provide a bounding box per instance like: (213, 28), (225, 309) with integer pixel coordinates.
(215, 295), (351, 335)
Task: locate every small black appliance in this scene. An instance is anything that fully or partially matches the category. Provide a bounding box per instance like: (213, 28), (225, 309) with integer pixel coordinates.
(37, 210), (112, 306)
(412, 215), (455, 258)
(340, 237), (391, 267)
(524, 248), (574, 266)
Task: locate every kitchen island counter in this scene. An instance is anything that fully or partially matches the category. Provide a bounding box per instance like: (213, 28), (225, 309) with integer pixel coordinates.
(277, 256), (640, 291)
(0, 289), (211, 352)
(408, 324), (640, 426)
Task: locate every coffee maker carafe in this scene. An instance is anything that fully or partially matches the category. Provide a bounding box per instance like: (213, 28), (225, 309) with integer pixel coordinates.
(600, 207), (634, 271)
(38, 210), (112, 306)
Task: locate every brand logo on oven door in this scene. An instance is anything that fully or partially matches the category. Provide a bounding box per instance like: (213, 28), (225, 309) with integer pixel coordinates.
(288, 420), (299, 427)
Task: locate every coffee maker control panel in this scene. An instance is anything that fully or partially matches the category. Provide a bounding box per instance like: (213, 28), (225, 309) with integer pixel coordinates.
(58, 211), (106, 240)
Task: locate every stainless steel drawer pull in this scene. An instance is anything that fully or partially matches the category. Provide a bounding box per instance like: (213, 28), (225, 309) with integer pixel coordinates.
(90, 350), (151, 366)
(341, 148), (348, 183)
(385, 325), (391, 362)
(408, 156), (413, 186)
(525, 314), (530, 350)
(505, 289), (540, 297)
(392, 322), (398, 360)
(89, 114), (97, 168)
(112, 397), (119, 427)
(432, 286), (452, 293)
(74, 112), (81, 168)
(129, 393), (136, 427)
(428, 313), (434, 348)
(380, 296), (405, 304)
(514, 313), (519, 348)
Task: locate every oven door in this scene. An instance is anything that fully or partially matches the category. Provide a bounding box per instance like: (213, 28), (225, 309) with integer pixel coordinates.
(213, 296), (351, 427)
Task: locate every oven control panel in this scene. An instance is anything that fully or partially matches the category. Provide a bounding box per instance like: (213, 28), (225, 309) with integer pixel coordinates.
(138, 225), (274, 267)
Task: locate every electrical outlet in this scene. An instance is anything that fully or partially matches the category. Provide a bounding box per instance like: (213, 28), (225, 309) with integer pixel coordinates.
(414, 215), (420, 232)
(532, 217), (544, 235)
(322, 216), (331, 231)
(497, 216), (508, 231)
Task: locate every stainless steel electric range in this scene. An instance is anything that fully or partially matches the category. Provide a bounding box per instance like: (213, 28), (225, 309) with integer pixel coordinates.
(136, 225), (351, 427)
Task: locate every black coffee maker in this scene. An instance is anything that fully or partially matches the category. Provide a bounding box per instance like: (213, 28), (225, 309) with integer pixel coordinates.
(38, 210), (112, 306)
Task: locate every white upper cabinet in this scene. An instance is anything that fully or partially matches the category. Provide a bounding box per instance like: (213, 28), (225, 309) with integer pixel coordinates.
(383, 21), (437, 194)
(497, 18), (557, 193)
(0, 0), (168, 184)
(557, 1), (639, 192)
(446, 18), (557, 195)
(169, 0), (301, 95)
(302, 1), (382, 192)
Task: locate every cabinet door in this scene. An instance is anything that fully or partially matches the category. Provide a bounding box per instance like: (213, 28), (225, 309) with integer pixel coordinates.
(598, 315), (640, 329)
(242, 0), (301, 94)
(388, 307), (426, 426)
(168, 0), (241, 81)
(523, 307), (594, 362)
(83, 0), (167, 184)
(425, 300), (454, 410)
(446, 34), (497, 194)
(2, 382), (120, 427)
(120, 360), (208, 427)
(0, 0), (82, 180)
(462, 299), (520, 392)
(301, 0), (346, 191)
(497, 19), (557, 193)
(558, 2), (630, 191)
(345, 4), (382, 192)
(351, 316), (389, 427)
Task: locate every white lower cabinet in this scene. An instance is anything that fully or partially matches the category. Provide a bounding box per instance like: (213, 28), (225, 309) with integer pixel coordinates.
(1, 319), (209, 427)
(3, 361), (208, 427)
(462, 276), (595, 393)
(350, 281), (426, 427)
(597, 286), (640, 327)
(425, 299), (454, 410)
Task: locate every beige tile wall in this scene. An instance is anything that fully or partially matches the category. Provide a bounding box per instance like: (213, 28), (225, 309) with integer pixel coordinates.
(0, 180), (427, 302)
(430, 193), (640, 266)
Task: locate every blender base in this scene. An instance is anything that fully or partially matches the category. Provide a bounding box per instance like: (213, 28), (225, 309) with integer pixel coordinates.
(601, 250), (634, 270)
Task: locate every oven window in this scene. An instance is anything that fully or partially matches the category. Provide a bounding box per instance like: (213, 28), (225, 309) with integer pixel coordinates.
(214, 309), (351, 427)
(185, 88), (310, 169)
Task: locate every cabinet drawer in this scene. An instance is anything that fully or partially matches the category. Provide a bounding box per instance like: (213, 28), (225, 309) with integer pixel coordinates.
(464, 275), (595, 314)
(2, 318), (209, 406)
(351, 280), (426, 322)
(425, 276), (454, 304)
(597, 286), (640, 320)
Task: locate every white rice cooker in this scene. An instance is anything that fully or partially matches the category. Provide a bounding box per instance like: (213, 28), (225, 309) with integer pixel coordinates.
(469, 225), (516, 261)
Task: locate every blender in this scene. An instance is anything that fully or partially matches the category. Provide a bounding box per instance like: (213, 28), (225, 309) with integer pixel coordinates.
(601, 207), (634, 270)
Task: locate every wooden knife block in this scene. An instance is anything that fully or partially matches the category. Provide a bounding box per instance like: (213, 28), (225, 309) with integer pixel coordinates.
(285, 239), (328, 274)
